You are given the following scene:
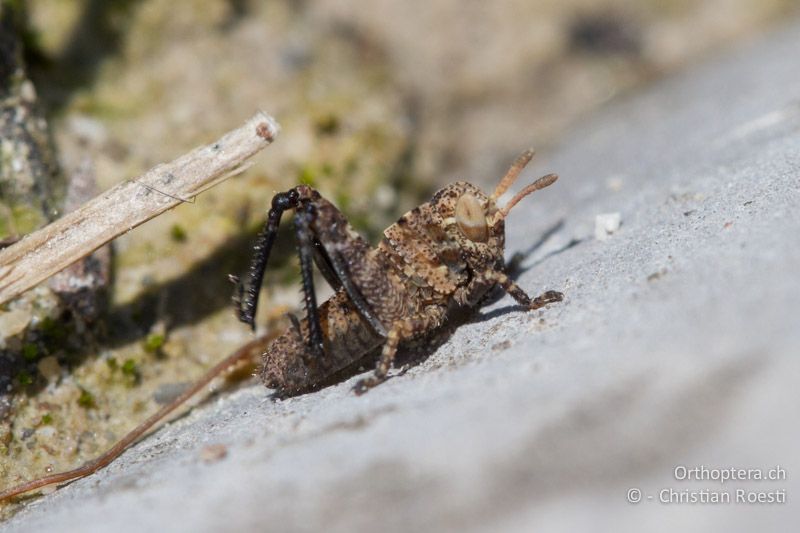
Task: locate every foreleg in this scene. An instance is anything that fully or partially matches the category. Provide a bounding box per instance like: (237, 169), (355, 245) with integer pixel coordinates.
(470, 269), (563, 310)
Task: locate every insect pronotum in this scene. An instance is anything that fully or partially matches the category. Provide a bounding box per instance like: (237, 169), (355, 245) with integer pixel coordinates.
(0, 149), (562, 502)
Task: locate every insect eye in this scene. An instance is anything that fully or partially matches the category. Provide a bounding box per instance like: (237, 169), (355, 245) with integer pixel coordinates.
(455, 193), (488, 242)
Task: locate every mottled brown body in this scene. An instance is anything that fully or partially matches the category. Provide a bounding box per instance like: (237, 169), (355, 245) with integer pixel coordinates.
(262, 290), (383, 390)
(252, 151), (563, 395)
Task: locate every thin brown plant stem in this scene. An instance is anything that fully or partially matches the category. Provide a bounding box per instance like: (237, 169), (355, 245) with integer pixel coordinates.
(0, 333), (276, 502)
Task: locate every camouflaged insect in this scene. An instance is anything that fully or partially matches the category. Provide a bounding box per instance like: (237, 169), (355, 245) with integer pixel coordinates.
(235, 149), (563, 395)
(0, 149), (564, 503)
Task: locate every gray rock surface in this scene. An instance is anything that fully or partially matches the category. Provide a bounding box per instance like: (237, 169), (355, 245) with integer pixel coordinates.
(4, 20), (800, 533)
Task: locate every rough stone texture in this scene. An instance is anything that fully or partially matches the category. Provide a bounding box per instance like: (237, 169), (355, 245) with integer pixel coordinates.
(0, 1), (64, 238)
(3, 19), (800, 533)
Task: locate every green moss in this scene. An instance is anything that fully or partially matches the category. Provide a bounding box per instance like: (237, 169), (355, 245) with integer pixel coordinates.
(21, 343), (39, 361)
(40, 413), (53, 425)
(77, 388), (96, 409)
(40, 316), (67, 343)
(169, 224), (188, 242)
(143, 333), (165, 353)
(105, 356), (140, 384)
(16, 370), (33, 387)
(121, 358), (138, 376)
(10, 205), (46, 236)
(297, 164), (318, 186)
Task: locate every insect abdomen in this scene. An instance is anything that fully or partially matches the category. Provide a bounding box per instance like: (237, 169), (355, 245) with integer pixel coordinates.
(261, 289), (384, 394)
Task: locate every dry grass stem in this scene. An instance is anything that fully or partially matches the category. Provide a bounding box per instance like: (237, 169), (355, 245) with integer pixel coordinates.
(0, 112), (279, 306)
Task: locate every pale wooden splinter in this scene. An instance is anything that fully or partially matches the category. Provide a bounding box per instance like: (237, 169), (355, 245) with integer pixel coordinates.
(0, 112), (279, 306)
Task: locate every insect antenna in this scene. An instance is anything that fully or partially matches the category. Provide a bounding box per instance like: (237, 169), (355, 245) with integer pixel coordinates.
(493, 173), (558, 223)
(490, 148), (535, 201)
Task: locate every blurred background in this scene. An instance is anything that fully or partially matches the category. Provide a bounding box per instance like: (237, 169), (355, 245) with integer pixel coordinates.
(1, 0), (798, 517)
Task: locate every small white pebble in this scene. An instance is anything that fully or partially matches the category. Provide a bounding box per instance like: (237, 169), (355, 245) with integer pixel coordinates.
(0, 309), (32, 338)
(594, 212), (622, 241)
(20, 80), (37, 102)
(67, 115), (108, 145)
(37, 426), (56, 439)
(374, 185), (396, 210)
